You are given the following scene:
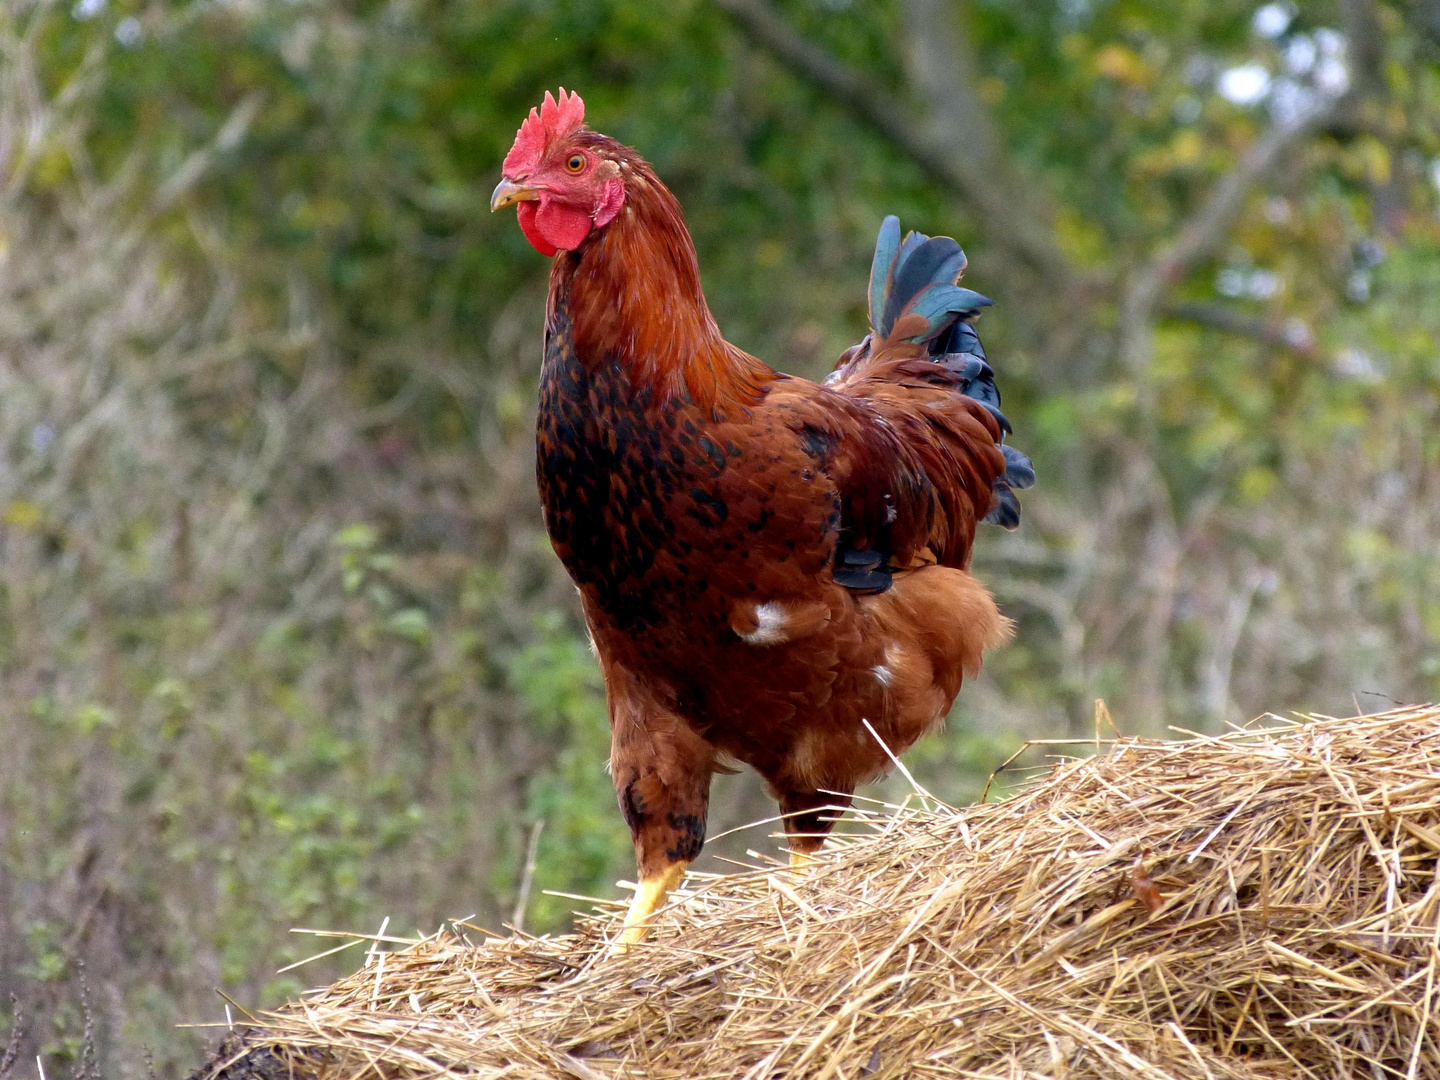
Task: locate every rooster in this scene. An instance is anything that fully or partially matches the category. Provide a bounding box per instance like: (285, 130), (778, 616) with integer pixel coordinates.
(491, 90), (1033, 947)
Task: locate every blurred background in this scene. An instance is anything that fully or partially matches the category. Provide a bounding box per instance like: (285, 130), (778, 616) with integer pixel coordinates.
(0, 0), (1437, 1074)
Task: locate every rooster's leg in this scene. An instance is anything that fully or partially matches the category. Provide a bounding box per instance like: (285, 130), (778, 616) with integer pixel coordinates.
(608, 709), (714, 953)
(615, 861), (687, 948)
(779, 788), (854, 864)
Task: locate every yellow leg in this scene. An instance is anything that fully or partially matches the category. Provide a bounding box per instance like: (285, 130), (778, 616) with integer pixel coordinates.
(611, 862), (687, 953)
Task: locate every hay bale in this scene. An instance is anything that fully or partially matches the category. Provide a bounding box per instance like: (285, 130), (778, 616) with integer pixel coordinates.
(202, 706), (1440, 1079)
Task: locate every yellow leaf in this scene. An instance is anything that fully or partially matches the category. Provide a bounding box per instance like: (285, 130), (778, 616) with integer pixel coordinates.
(1359, 137), (1391, 185)
(1238, 467), (1277, 503)
(1094, 44), (1151, 87)
(755, 240), (785, 268)
(32, 144), (73, 189)
(1171, 130), (1203, 166)
(1054, 207), (1106, 266)
(4, 500), (41, 529)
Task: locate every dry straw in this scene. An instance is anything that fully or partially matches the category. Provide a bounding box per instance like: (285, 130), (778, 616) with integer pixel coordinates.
(198, 705), (1440, 1079)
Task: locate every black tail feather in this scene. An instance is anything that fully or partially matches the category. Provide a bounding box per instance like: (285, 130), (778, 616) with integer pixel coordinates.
(1001, 444), (1035, 490)
(983, 483), (1022, 529)
(865, 216), (1035, 531)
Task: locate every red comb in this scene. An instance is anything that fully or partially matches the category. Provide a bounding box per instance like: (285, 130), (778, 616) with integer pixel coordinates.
(503, 88), (586, 175)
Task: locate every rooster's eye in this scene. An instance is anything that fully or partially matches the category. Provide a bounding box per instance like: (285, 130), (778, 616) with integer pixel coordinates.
(565, 154), (585, 173)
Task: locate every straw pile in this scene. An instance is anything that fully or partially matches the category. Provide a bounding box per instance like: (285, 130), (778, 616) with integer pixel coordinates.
(198, 706), (1440, 1079)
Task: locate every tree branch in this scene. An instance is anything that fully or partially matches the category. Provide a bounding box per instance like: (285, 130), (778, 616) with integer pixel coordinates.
(1120, 98), (1337, 374)
(1407, 0), (1440, 49)
(1342, 0), (1389, 101)
(153, 91), (265, 211)
(1148, 107), (1334, 292)
(714, 0), (1075, 284)
(1161, 302), (1318, 358)
(898, 0), (1068, 276)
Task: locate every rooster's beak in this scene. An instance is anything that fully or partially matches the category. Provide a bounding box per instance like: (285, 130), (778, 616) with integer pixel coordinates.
(490, 177), (539, 211)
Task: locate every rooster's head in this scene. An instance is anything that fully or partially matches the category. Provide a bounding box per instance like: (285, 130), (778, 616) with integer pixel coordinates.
(491, 89), (626, 257)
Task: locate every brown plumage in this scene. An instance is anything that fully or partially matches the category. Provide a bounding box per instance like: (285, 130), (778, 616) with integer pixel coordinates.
(491, 90), (1031, 945)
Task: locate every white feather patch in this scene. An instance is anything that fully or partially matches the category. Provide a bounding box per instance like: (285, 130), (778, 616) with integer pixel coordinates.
(738, 601), (789, 646)
(873, 644), (905, 688)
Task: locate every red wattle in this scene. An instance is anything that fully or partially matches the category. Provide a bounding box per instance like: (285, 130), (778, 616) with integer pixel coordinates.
(516, 202), (557, 257)
(534, 199), (593, 252)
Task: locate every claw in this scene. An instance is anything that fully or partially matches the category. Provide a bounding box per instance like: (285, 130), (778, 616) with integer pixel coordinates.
(609, 862), (687, 955)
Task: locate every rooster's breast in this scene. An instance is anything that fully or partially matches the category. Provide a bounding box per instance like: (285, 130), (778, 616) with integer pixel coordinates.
(535, 317), (839, 652)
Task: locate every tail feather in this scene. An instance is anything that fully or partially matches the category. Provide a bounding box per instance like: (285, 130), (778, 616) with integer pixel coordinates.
(881, 237), (968, 337)
(983, 445), (1035, 531)
(861, 215), (1034, 532)
(900, 284), (992, 343)
(983, 483), (1022, 529)
(1001, 444), (1036, 490)
(931, 317), (985, 361)
(936, 354), (1008, 433)
(870, 219), (990, 345)
(867, 215), (901, 332)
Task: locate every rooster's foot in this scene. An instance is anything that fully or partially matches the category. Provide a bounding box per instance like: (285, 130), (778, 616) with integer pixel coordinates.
(609, 862), (687, 955)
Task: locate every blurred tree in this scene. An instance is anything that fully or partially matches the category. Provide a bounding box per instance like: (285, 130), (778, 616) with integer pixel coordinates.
(0, 0), (1436, 1075)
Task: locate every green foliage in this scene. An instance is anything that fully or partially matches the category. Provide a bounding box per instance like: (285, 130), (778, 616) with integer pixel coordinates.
(498, 613), (631, 932)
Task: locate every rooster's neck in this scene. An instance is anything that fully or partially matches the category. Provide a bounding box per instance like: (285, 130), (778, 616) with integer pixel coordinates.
(549, 166), (771, 410)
